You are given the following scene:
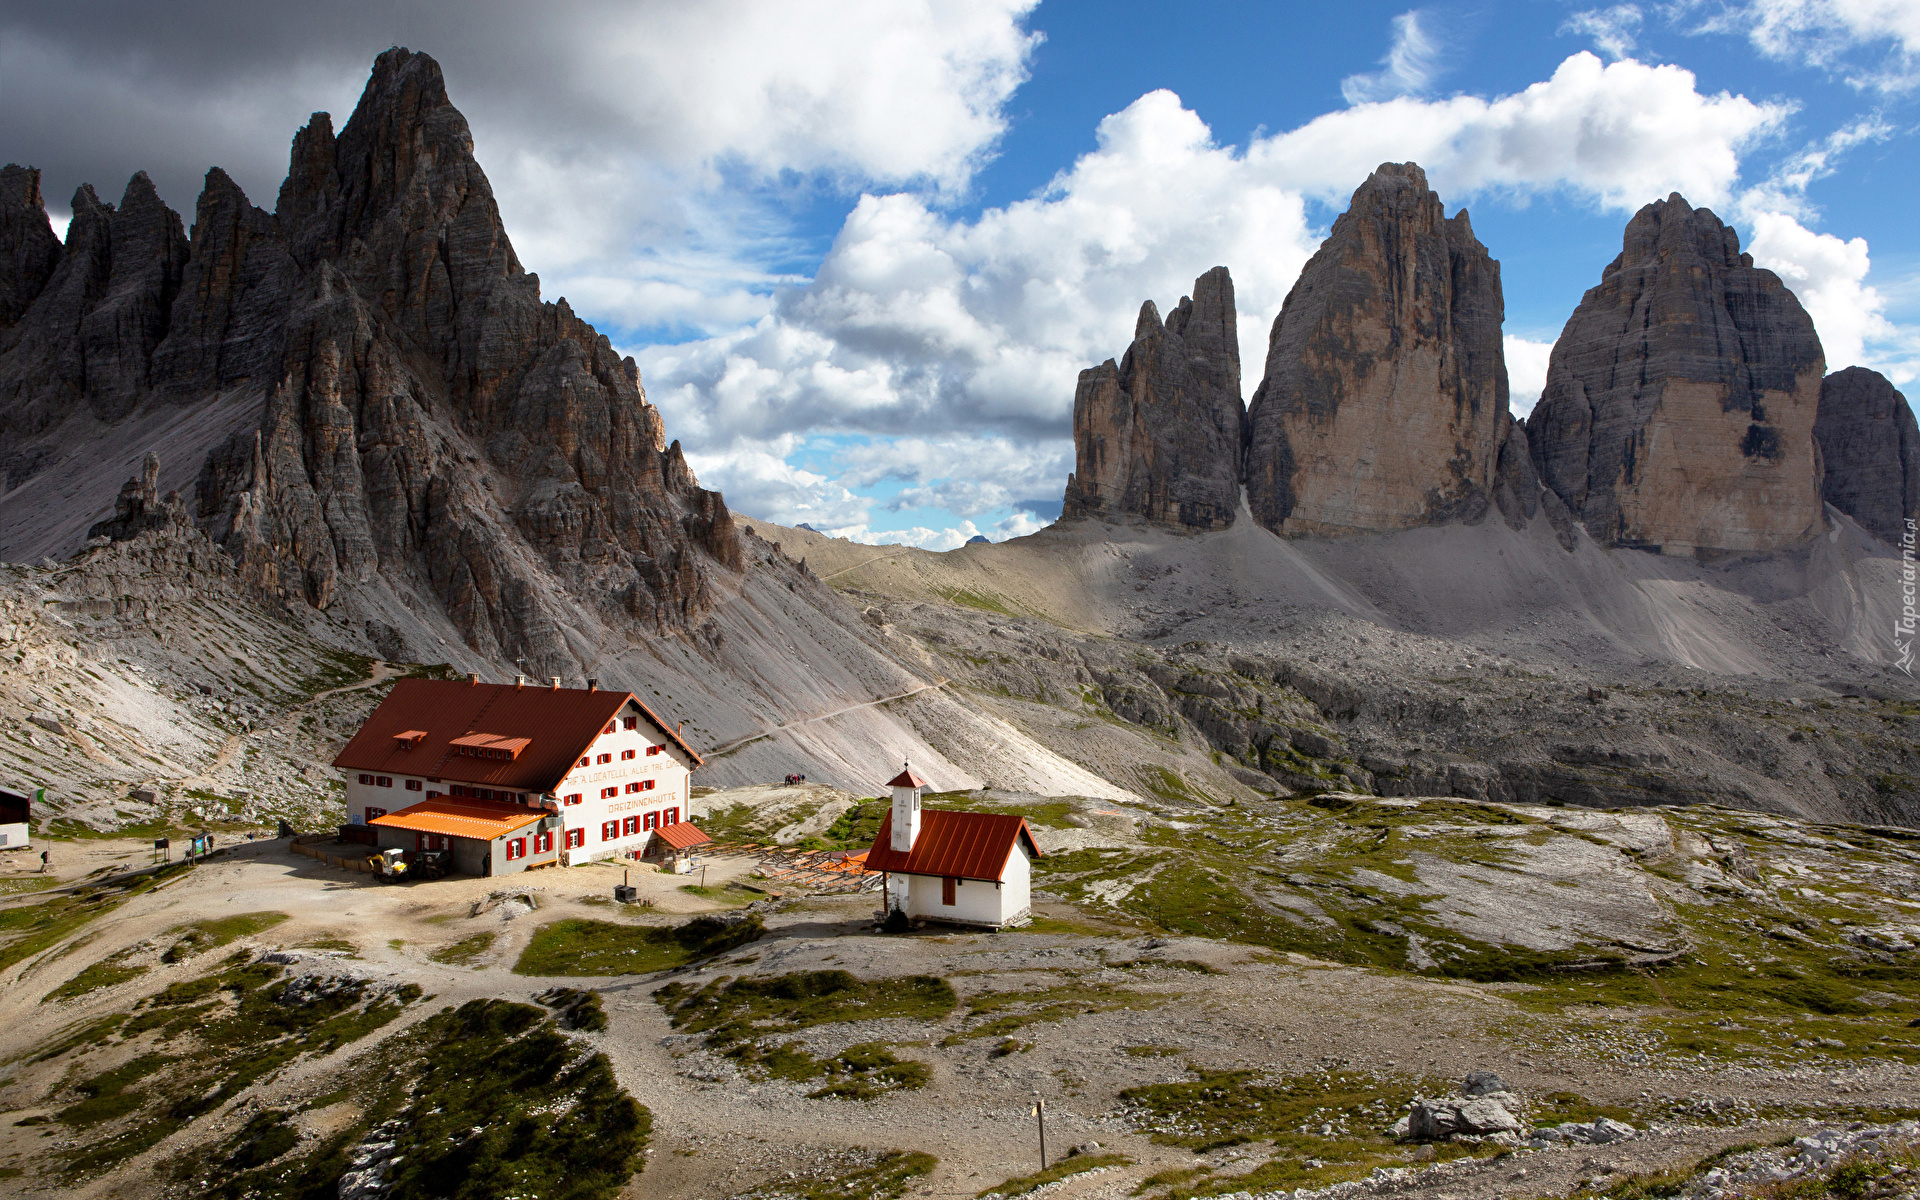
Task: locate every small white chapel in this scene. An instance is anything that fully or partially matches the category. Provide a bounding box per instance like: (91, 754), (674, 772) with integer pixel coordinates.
(862, 764), (1042, 929)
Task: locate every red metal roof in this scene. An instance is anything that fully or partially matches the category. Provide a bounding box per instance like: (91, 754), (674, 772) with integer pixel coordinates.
(863, 810), (1042, 882)
(886, 765), (930, 789)
(368, 796), (545, 840)
(653, 822), (712, 850)
(333, 678), (703, 791)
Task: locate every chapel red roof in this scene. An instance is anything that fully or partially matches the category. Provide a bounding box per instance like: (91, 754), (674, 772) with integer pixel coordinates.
(887, 765), (930, 789)
(863, 810), (1042, 882)
(333, 678), (702, 791)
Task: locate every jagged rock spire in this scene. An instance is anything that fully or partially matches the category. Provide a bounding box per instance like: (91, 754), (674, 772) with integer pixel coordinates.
(1062, 266), (1244, 530)
(1244, 162), (1510, 537)
(1528, 194), (1825, 554)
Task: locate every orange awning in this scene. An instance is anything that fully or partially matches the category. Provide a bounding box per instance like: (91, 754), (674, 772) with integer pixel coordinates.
(653, 822), (712, 850)
(368, 797), (544, 841)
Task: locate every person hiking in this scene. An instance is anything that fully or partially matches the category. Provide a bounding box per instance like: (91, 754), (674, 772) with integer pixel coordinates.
(37, 849), (49, 873)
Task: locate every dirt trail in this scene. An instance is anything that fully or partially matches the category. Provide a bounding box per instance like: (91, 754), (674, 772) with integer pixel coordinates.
(706, 678), (953, 757)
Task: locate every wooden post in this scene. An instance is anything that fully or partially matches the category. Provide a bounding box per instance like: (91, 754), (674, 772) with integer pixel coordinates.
(1031, 1095), (1046, 1171)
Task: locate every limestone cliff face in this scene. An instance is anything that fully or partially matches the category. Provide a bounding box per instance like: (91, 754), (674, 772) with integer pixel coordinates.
(0, 165), (62, 331)
(1815, 366), (1918, 547)
(1528, 195), (1825, 555)
(1244, 163), (1510, 537)
(1062, 266), (1244, 529)
(0, 49), (739, 674)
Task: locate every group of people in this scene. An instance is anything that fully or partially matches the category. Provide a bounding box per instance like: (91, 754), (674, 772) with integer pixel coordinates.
(783, 773), (809, 786)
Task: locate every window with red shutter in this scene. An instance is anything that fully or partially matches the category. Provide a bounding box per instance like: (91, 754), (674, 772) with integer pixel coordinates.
(623, 717), (637, 730)
(376, 776), (393, 787)
(601, 821), (617, 841)
(365, 807), (386, 820)
(622, 816), (639, 836)
(405, 779), (422, 791)
(506, 838), (526, 861)
(640, 779), (655, 791)
(596, 753), (611, 764)
(646, 745), (662, 756)
(535, 831), (553, 853)
(644, 811), (658, 830)
(601, 786), (618, 799)
(621, 749), (635, 760)
(564, 793), (582, 805)
(565, 829), (584, 849)
(359, 774), (374, 785)
(665, 807), (679, 825)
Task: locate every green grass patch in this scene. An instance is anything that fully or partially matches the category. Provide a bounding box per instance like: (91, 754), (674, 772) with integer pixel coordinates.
(980, 1154), (1132, 1198)
(44, 951), (148, 1002)
(749, 1151), (938, 1200)
(161, 911), (289, 962)
(658, 970), (957, 1039)
(427, 932), (496, 965)
(514, 912), (764, 976)
(945, 982), (1168, 1044)
(0, 891), (124, 973)
(655, 970), (951, 1098)
(382, 1000), (648, 1199)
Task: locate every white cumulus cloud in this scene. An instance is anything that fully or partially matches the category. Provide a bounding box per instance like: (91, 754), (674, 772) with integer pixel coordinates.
(1505, 336), (1558, 416)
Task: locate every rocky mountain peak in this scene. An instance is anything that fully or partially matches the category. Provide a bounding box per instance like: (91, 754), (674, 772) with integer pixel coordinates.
(1244, 161), (1510, 536)
(0, 164), (63, 330)
(1528, 195), (1825, 554)
(1062, 266), (1245, 530)
(1815, 366), (1918, 547)
(0, 49), (741, 676)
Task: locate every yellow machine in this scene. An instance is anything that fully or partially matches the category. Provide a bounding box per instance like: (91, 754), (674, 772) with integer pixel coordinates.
(369, 847), (410, 882)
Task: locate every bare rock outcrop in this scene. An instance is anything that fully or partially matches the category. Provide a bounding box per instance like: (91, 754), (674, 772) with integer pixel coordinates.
(1062, 267), (1243, 529)
(0, 48), (741, 674)
(0, 164), (62, 330)
(86, 450), (185, 543)
(1244, 163), (1511, 537)
(1814, 366), (1918, 547)
(1527, 195), (1826, 554)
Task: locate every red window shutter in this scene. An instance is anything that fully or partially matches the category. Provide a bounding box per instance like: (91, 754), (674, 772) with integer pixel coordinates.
(942, 877), (956, 906)
(359, 774), (373, 785)
(665, 807), (679, 825)
(623, 717), (637, 730)
(601, 821), (617, 841)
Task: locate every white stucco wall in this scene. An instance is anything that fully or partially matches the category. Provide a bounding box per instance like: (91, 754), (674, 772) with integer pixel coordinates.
(0, 822), (28, 850)
(554, 705), (694, 864)
(894, 841), (1032, 927)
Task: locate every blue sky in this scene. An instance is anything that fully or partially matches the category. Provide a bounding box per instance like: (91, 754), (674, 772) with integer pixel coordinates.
(6, 0), (1917, 549)
(614, 0), (1920, 548)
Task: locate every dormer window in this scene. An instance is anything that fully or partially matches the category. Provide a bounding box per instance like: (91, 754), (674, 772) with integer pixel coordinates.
(449, 732), (531, 760)
(393, 730), (427, 749)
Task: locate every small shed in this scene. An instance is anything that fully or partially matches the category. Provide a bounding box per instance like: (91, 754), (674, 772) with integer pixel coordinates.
(647, 820), (711, 873)
(0, 787), (29, 852)
(863, 765), (1041, 929)
(369, 796), (561, 877)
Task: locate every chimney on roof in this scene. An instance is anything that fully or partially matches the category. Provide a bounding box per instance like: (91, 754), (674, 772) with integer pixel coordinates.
(468, 672), (479, 687)
(550, 676), (561, 690)
(587, 678), (599, 691)
(515, 674), (526, 689)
